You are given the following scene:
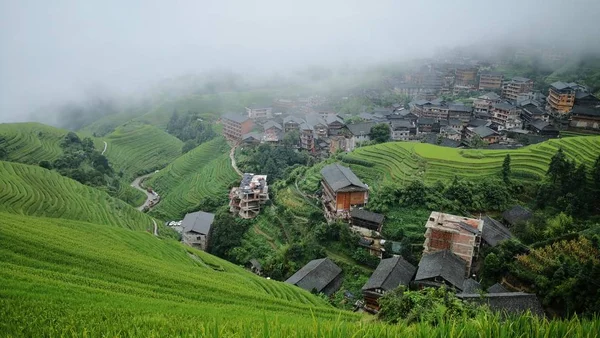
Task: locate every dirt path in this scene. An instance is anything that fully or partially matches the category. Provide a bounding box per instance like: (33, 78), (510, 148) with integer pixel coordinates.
(131, 172), (158, 211)
(229, 145), (242, 177)
(152, 219), (158, 236)
(252, 226), (277, 250)
(101, 141), (107, 155)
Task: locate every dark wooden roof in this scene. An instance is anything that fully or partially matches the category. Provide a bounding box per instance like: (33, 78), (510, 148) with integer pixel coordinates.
(482, 216), (513, 247)
(458, 292), (544, 316)
(362, 256), (416, 291)
(461, 278), (482, 294)
(487, 283), (509, 293)
(182, 211), (215, 235)
(320, 163), (368, 193)
(414, 250), (467, 291)
(285, 258), (342, 295)
(351, 209), (384, 224)
(502, 205), (533, 225)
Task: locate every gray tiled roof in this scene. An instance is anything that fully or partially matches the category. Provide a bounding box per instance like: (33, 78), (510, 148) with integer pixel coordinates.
(458, 292), (544, 316)
(285, 258), (342, 294)
(487, 283), (509, 293)
(502, 205), (533, 225)
(493, 102), (515, 111)
(572, 105), (600, 117)
(362, 256), (416, 291)
(482, 216), (513, 247)
(223, 113), (250, 124)
(182, 211), (215, 235)
(472, 126), (497, 138)
(346, 122), (376, 137)
(415, 250), (467, 291)
(449, 104), (472, 112)
(263, 121), (282, 131)
(550, 81), (571, 91)
(320, 163), (367, 192)
(351, 208), (384, 224)
(461, 278), (482, 294)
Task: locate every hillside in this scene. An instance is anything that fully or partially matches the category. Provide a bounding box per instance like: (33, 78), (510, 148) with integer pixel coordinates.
(0, 160), (157, 231)
(0, 122), (68, 164)
(0, 212), (360, 336)
(103, 122), (184, 180)
(147, 137), (238, 220)
(334, 136), (600, 188)
(2, 212), (598, 337)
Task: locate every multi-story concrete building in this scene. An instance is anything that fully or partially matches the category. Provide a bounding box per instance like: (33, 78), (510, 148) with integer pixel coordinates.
(455, 66), (478, 87)
(478, 71), (504, 91)
(491, 102), (518, 126)
(502, 77), (534, 101)
(474, 92), (501, 115)
(245, 105), (273, 119)
(222, 113), (254, 141)
(546, 81), (585, 114)
(448, 103), (472, 122)
(229, 173), (269, 219)
(423, 212), (483, 275)
(299, 122), (315, 151)
(411, 99), (449, 120)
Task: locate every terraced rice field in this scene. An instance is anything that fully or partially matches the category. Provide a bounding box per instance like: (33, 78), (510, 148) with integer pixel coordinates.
(147, 137), (238, 219)
(0, 122), (68, 164)
(0, 212), (358, 337)
(103, 122), (183, 180)
(343, 136), (600, 187)
(0, 160), (156, 230)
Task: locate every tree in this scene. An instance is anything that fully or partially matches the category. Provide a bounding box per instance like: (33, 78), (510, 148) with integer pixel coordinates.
(502, 154), (511, 184)
(283, 130), (299, 148)
(469, 135), (486, 149)
(39, 160), (52, 170)
(208, 209), (250, 260)
(378, 287), (480, 325)
(370, 123), (391, 144)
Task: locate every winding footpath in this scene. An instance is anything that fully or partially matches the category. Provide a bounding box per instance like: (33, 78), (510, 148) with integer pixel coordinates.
(229, 145), (242, 177)
(101, 141), (157, 235)
(130, 173), (158, 211)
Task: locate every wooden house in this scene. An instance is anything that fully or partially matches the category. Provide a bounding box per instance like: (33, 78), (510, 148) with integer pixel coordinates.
(362, 256), (416, 312)
(350, 209), (384, 232)
(285, 258), (343, 296)
(320, 163), (369, 217)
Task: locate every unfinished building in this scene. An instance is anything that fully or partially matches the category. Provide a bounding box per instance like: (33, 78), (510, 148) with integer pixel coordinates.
(423, 211), (484, 276)
(229, 173), (269, 219)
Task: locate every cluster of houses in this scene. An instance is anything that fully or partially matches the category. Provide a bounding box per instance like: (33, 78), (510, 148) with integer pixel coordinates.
(392, 63), (600, 142)
(221, 106), (379, 156)
(283, 162), (542, 315)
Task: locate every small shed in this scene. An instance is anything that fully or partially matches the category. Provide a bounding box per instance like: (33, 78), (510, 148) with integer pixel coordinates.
(362, 256), (416, 312)
(502, 205), (533, 227)
(414, 250), (467, 291)
(481, 216), (513, 247)
(351, 209), (384, 232)
(457, 292), (544, 316)
(246, 258), (263, 276)
(285, 258), (343, 296)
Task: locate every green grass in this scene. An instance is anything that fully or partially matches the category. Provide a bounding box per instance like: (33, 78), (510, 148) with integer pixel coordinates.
(0, 122), (68, 164)
(0, 160), (157, 231)
(147, 137), (238, 220)
(2, 213), (598, 337)
(103, 122), (183, 180)
(0, 212), (362, 337)
(342, 136), (600, 187)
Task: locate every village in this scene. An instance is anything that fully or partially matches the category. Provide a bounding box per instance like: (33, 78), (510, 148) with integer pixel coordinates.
(165, 55), (599, 316)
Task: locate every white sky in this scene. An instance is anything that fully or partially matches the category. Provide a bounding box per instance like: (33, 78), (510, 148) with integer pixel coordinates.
(1, 0), (599, 122)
